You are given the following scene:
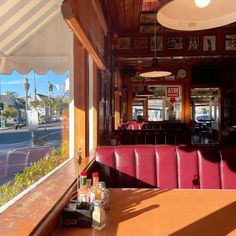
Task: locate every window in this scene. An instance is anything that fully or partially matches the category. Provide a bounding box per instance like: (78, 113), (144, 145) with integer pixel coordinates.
(0, 70), (70, 208)
(148, 99), (163, 121)
(132, 101), (144, 120)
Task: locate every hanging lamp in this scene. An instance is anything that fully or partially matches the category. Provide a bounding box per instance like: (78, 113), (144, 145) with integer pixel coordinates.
(139, 58), (172, 78)
(156, 0), (236, 31)
(139, 0), (172, 78)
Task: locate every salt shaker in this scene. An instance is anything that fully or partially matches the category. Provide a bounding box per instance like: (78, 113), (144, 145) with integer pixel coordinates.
(92, 200), (106, 230)
(99, 181), (110, 212)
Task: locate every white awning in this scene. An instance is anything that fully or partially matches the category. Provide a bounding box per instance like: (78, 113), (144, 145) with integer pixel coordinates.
(0, 0), (72, 74)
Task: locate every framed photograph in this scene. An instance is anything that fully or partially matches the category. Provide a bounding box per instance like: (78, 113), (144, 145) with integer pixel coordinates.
(167, 37), (183, 50)
(203, 35), (216, 51)
(225, 34), (236, 50)
(186, 36), (199, 51)
(116, 37), (131, 50)
(133, 37), (149, 49)
(139, 24), (160, 34)
(140, 12), (156, 24)
(150, 36), (163, 51)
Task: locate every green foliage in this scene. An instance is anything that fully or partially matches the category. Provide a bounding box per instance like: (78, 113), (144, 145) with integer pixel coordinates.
(41, 97), (53, 107)
(29, 100), (41, 108)
(0, 146), (67, 207)
(29, 96), (68, 117)
(1, 104), (17, 123)
(51, 96), (69, 115)
(32, 135), (47, 146)
(29, 97), (52, 108)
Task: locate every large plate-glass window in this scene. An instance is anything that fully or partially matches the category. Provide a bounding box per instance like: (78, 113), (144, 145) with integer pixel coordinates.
(0, 70), (69, 209)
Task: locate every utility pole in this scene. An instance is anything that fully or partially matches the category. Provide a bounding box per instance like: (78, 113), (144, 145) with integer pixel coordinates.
(47, 81), (53, 116)
(23, 76), (35, 146)
(23, 76), (30, 111)
(34, 71), (37, 100)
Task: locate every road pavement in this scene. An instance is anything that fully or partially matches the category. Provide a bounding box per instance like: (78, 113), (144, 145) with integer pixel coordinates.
(0, 123), (62, 153)
(0, 123), (63, 184)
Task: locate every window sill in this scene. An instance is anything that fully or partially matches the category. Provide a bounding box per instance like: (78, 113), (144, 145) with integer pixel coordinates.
(0, 157), (91, 236)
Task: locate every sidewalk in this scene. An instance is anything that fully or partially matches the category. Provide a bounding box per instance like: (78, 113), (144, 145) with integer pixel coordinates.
(0, 126), (12, 131)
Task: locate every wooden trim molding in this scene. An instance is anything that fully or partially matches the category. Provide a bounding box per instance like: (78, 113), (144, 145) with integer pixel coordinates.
(61, 0), (105, 70)
(90, 0), (108, 35)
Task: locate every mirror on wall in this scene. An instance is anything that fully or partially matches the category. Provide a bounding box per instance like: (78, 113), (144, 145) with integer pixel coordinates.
(132, 85), (182, 121)
(190, 87), (220, 144)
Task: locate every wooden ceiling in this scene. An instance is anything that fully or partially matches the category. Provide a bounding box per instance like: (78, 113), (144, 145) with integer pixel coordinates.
(103, 0), (236, 72)
(104, 0), (236, 36)
(103, 0), (167, 35)
(103, 0), (170, 69)
(104, 0), (143, 34)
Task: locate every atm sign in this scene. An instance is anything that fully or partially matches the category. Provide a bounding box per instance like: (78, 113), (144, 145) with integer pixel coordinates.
(167, 87), (179, 97)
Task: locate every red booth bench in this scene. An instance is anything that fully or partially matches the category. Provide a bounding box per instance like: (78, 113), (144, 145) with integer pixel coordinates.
(86, 145), (236, 189)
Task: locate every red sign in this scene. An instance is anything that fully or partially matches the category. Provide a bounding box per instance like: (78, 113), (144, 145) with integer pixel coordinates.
(169, 97), (176, 104)
(167, 87), (179, 97)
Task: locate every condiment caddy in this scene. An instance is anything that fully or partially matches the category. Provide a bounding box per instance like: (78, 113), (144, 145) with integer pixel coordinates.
(62, 171), (109, 230)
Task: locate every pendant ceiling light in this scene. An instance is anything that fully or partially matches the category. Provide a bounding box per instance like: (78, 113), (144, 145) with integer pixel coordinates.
(140, 0), (172, 78)
(194, 0), (211, 8)
(157, 0), (236, 31)
(139, 58), (172, 78)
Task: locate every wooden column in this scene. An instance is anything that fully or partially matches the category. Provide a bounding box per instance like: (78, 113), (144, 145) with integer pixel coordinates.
(92, 61), (98, 149)
(114, 69), (121, 129)
(144, 99), (148, 121)
(74, 37), (87, 158)
(127, 83), (133, 120)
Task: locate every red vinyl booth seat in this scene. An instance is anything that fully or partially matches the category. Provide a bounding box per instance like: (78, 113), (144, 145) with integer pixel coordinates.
(87, 145), (236, 189)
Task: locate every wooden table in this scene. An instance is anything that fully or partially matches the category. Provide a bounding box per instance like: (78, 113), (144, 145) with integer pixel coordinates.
(52, 188), (236, 236)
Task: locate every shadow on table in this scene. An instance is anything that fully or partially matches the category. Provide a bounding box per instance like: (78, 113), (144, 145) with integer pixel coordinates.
(104, 188), (170, 235)
(170, 201), (236, 236)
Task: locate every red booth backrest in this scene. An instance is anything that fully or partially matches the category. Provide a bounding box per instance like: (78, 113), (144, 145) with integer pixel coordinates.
(94, 145), (236, 189)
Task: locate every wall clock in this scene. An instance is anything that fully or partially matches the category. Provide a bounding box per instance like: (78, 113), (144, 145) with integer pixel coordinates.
(177, 69), (187, 79)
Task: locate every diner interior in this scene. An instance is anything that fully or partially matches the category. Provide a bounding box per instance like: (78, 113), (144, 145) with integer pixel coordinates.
(0, 0), (236, 235)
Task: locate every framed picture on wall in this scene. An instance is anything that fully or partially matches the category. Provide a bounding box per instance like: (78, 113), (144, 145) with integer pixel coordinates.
(139, 24), (160, 34)
(225, 34), (236, 50)
(140, 12), (156, 24)
(167, 37), (183, 50)
(186, 36), (199, 51)
(150, 36), (163, 51)
(116, 37), (131, 50)
(133, 37), (149, 49)
(203, 35), (216, 51)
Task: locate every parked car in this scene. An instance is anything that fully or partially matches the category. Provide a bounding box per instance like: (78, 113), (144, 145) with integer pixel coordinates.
(14, 119), (26, 129)
(195, 114), (211, 123)
(195, 114), (212, 129)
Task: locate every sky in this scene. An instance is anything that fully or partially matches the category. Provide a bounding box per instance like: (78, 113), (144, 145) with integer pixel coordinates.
(0, 70), (68, 98)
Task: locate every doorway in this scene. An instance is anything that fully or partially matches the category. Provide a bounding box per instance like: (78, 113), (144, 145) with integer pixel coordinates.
(191, 88), (220, 144)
